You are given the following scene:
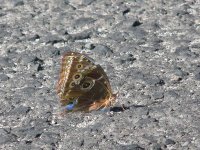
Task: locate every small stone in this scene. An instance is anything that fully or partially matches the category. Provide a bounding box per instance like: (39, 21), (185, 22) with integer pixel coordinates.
(22, 87), (36, 96)
(40, 132), (61, 144)
(28, 34), (40, 41)
(174, 46), (192, 57)
(37, 64), (44, 72)
(144, 76), (165, 86)
(165, 139), (176, 145)
(119, 54), (136, 64)
(153, 92), (164, 100)
(121, 144), (144, 150)
(109, 32), (125, 42)
(18, 54), (33, 64)
(13, 0), (24, 7)
(153, 144), (162, 150)
(132, 20), (142, 27)
(0, 57), (14, 68)
(85, 43), (95, 50)
(0, 129), (17, 144)
(194, 72), (200, 80)
(92, 44), (113, 56)
(171, 75), (182, 83)
(74, 17), (95, 28)
(166, 90), (179, 98)
(122, 8), (130, 15)
(0, 74), (9, 81)
(52, 50), (61, 56)
(129, 27), (147, 39)
(71, 29), (93, 40)
(32, 57), (44, 65)
(191, 43), (200, 48)
(173, 67), (188, 77)
(9, 106), (31, 115)
(42, 34), (64, 45)
(0, 13), (6, 17)
(82, 0), (95, 5)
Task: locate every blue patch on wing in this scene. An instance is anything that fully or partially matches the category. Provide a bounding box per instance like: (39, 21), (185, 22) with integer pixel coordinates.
(65, 99), (78, 111)
(65, 103), (75, 110)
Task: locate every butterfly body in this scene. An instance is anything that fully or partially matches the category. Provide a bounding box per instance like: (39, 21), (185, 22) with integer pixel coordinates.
(56, 52), (116, 112)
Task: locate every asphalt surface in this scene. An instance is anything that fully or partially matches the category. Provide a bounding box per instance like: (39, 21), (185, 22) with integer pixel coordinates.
(0, 0), (200, 150)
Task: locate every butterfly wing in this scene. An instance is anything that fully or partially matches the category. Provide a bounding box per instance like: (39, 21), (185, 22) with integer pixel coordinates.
(57, 52), (95, 105)
(72, 65), (115, 112)
(56, 51), (115, 112)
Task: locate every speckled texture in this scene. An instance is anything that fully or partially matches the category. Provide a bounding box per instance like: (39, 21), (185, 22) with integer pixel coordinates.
(0, 0), (200, 149)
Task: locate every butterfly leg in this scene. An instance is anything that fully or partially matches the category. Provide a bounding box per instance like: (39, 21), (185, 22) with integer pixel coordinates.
(88, 99), (111, 111)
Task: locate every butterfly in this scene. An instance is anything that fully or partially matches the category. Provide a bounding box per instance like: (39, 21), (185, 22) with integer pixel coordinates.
(56, 51), (116, 113)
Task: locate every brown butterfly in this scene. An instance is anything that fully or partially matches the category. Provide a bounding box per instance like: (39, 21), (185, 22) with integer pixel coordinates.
(56, 51), (116, 113)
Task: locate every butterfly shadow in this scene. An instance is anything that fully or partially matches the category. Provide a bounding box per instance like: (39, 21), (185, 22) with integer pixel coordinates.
(110, 104), (147, 113)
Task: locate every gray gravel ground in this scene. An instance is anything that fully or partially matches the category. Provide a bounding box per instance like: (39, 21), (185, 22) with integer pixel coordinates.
(0, 0), (200, 149)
